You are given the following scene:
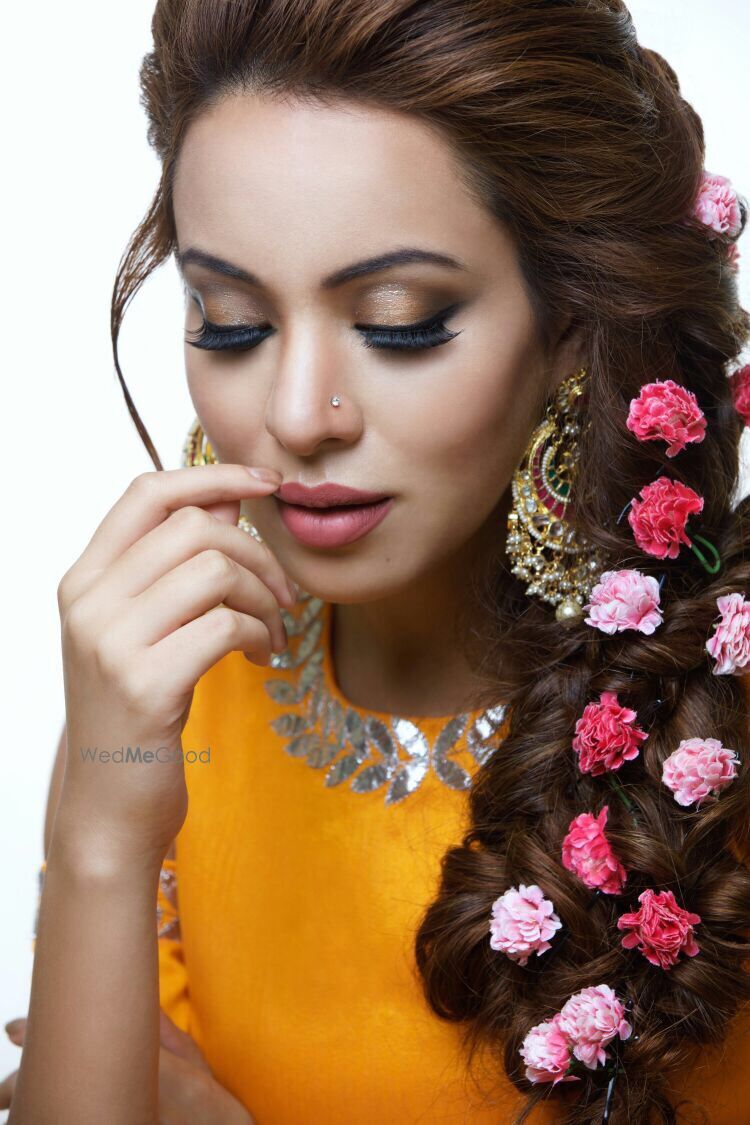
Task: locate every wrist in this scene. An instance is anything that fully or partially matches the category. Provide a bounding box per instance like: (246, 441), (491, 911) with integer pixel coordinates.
(47, 813), (168, 883)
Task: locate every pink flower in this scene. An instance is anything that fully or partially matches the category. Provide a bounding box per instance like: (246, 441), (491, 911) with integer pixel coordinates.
(706, 592), (750, 674)
(572, 690), (648, 776)
(583, 568), (663, 635)
(489, 883), (563, 966)
(557, 984), (633, 1070)
(561, 806), (628, 895)
(729, 364), (750, 428)
(693, 170), (742, 238)
(617, 888), (701, 970)
(662, 736), (740, 807)
(627, 476), (704, 560)
(626, 379), (706, 457)
(519, 1012), (579, 1086)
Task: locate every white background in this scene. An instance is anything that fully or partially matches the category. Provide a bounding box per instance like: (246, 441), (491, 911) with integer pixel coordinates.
(1, 0), (749, 1105)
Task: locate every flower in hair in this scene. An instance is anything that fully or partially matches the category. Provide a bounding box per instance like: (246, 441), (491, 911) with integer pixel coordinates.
(626, 379), (706, 457)
(519, 1012), (579, 1085)
(617, 888), (701, 969)
(729, 364), (750, 428)
(693, 170), (742, 238)
(627, 476), (704, 560)
(572, 691), (648, 776)
(706, 592), (750, 674)
(583, 568), (663, 635)
(488, 883), (563, 965)
(662, 736), (740, 807)
(556, 984), (633, 1070)
(561, 806), (628, 894)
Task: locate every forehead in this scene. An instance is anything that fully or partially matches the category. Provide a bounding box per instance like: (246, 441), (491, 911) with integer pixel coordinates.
(172, 92), (511, 289)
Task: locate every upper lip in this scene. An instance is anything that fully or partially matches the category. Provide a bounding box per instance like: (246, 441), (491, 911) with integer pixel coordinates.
(276, 482), (391, 508)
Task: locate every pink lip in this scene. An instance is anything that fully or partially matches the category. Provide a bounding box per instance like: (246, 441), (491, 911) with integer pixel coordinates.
(276, 481), (390, 507)
(275, 494), (394, 548)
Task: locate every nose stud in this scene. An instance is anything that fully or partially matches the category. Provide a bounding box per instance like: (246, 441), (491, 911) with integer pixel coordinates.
(330, 395), (341, 407)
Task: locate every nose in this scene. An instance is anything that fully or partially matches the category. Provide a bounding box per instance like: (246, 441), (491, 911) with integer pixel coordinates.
(264, 318), (363, 455)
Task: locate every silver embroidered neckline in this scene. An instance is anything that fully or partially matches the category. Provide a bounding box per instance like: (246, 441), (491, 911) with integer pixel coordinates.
(262, 590), (508, 806)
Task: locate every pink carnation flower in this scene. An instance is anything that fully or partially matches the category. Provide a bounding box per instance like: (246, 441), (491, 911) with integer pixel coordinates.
(729, 364), (750, 429)
(626, 379), (706, 457)
(583, 568), (663, 635)
(561, 805), (628, 895)
(557, 984), (633, 1070)
(489, 883), (563, 966)
(662, 736), (740, 807)
(572, 690), (648, 776)
(519, 1012), (579, 1086)
(627, 476), (704, 560)
(617, 888), (701, 970)
(706, 592), (750, 674)
(693, 170), (742, 238)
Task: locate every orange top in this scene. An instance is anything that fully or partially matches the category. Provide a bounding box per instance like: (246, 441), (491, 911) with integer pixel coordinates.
(151, 591), (750, 1123)
(33, 590), (750, 1121)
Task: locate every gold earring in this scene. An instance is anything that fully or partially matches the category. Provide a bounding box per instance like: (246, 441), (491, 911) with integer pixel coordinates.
(182, 417), (217, 467)
(182, 417), (261, 540)
(505, 366), (606, 624)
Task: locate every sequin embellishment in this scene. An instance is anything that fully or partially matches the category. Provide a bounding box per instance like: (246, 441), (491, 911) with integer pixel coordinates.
(263, 591), (508, 805)
(156, 863), (181, 941)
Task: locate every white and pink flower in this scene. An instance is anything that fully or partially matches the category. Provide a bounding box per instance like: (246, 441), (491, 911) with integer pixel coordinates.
(662, 736), (739, 807)
(706, 592), (750, 674)
(488, 883), (562, 966)
(584, 569), (663, 635)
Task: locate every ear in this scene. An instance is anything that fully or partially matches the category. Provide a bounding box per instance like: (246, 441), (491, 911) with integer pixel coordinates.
(547, 315), (588, 394)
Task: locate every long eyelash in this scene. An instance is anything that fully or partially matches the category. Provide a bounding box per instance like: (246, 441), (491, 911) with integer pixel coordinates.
(185, 302), (464, 353)
(186, 321), (271, 352)
(357, 303), (463, 351)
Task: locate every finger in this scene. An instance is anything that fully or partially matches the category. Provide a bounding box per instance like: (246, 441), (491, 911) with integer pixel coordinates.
(128, 550), (289, 654)
(61, 465), (282, 597)
(0, 1068), (18, 1109)
(159, 1010), (211, 1072)
(89, 503), (296, 612)
(150, 603), (278, 686)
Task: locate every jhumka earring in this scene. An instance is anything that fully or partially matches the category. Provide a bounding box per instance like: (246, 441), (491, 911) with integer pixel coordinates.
(182, 417), (261, 540)
(505, 366), (606, 624)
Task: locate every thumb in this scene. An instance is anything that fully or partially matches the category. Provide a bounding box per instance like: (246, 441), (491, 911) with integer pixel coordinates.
(201, 499), (242, 525)
(159, 1008), (211, 1072)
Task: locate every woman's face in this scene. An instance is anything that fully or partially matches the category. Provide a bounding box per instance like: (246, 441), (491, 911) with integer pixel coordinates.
(172, 93), (581, 604)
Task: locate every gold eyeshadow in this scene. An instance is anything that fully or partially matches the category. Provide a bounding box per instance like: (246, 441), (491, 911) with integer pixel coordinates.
(351, 282), (450, 325)
(184, 268), (460, 327)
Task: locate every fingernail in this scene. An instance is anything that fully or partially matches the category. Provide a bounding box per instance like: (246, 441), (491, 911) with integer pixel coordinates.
(245, 467), (282, 484)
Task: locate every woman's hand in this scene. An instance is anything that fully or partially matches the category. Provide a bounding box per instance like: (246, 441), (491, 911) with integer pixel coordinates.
(2, 1012), (255, 1124)
(53, 463), (295, 865)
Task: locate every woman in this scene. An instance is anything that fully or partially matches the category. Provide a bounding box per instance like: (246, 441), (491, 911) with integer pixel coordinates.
(6, 0), (750, 1121)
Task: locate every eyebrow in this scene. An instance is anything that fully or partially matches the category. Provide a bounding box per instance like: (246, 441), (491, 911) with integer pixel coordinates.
(175, 245), (468, 290)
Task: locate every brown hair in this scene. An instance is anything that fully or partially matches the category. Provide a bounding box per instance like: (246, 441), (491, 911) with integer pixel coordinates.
(115, 2), (750, 1120)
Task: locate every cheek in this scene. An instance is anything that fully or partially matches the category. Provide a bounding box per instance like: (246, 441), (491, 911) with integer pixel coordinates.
(384, 351), (541, 523)
(186, 358), (268, 462)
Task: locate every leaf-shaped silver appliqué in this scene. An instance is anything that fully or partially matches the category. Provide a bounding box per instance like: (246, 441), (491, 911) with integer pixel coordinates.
(260, 589), (508, 805)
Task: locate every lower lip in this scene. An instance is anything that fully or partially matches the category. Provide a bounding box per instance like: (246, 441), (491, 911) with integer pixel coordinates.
(276, 496), (394, 548)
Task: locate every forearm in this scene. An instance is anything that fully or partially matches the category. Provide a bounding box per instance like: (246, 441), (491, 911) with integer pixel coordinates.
(9, 823), (163, 1125)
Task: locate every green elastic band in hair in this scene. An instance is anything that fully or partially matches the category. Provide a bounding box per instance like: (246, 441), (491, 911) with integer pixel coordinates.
(689, 533), (722, 575)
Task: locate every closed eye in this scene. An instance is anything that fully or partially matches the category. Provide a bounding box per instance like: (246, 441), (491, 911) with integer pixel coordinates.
(186, 302), (464, 354)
